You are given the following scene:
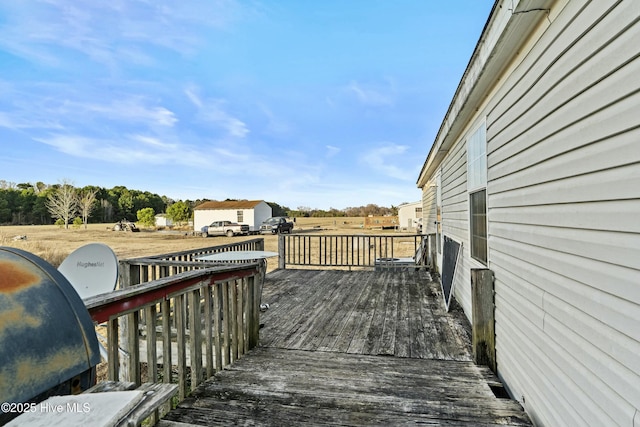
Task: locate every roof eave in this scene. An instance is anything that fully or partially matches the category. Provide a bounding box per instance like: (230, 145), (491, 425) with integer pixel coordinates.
(417, 0), (554, 188)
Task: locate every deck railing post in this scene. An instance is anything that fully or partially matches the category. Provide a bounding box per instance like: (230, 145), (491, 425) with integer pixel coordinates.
(471, 268), (496, 373)
(117, 261), (137, 382)
(278, 234), (286, 269)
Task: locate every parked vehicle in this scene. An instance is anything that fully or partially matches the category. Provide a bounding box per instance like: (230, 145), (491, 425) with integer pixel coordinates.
(201, 220), (250, 237)
(260, 217), (294, 234)
(113, 219), (140, 232)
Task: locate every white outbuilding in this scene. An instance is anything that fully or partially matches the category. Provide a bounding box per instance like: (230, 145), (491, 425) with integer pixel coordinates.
(193, 200), (272, 233)
(397, 201), (422, 232)
(154, 214), (173, 228)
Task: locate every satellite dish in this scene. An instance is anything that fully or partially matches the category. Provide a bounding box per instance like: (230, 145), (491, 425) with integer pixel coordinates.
(58, 243), (119, 300)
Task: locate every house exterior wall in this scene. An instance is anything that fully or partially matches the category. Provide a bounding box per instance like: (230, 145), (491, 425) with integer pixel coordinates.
(485, 1), (640, 426)
(418, 0), (640, 426)
(440, 134), (471, 318)
(421, 178), (437, 235)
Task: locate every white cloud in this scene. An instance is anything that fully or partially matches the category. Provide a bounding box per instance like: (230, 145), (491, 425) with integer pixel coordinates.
(326, 145), (341, 157)
(0, 0), (244, 68)
(346, 80), (395, 107)
(0, 111), (63, 131)
(201, 102), (250, 138)
(131, 134), (179, 150)
(361, 143), (416, 181)
(258, 104), (291, 136)
(0, 93), (177, 130)
(34, 134), (205, 166)
(186, 87), (249, 138)
(83, 99), (178, 127)
(185, 86), (204, 108)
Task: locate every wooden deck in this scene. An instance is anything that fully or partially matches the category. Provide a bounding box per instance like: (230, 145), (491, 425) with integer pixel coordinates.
(160, 269), (532, 426)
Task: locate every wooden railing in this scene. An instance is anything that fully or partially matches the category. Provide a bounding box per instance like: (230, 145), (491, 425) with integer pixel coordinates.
(119, 238), (265, 285)
(278, 234), (428, 269)
(83, 240), (267, 422)
(85, 262), (263, 405)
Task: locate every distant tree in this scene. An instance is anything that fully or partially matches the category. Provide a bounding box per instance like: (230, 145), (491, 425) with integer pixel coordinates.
(166, 201), (191, 225)
(137, 207), (156, 228)
(118, 190), (135, 219)
(46, 181), (78, 229)
(0, 180), (16, 190)
(16, 187), (36, 224)
(78, 188), (98, 229)
(0, 190), (12, 223)
(34, 181), (48, 194)
(34, 188), (55, 224)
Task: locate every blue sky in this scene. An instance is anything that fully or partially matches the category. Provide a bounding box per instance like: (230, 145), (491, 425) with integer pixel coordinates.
(0, 1), (493, 210)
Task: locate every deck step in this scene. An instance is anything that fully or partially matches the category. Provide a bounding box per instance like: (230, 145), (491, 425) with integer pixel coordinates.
(163, 347), (532, 426)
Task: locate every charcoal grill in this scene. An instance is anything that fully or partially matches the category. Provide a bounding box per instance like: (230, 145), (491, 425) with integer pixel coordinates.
(0, 247), (100, 422)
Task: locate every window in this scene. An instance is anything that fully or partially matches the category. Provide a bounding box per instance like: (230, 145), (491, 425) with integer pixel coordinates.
(467, 124), (487, 191)
(237, 210), (244, 222)
(414, 207), (423, 215)
(467, 123), (487, 264)
(470, 190), (487, 263)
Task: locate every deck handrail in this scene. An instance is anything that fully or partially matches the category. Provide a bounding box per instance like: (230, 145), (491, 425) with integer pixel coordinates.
(86, 261), (264, 418)
(278, 233), (427, 269)
(118, 238), (265, 285)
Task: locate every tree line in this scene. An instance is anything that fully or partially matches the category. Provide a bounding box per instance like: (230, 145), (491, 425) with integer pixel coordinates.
(0, 180), (171, 226)
(0, 180), (397, 227)
(289, 204), (397, 218)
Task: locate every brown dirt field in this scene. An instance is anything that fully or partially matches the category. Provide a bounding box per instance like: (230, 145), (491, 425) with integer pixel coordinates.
(0, 217), (392, 267)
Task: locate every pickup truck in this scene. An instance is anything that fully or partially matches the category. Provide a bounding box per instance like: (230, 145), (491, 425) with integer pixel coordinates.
(260, 217), (294, 234)
(201, 220), (250, 237)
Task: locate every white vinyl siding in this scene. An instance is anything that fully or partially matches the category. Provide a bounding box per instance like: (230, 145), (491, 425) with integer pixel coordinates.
(440, 135), (472, 319)
(421, 182), (437, 235)
(484, 1), (640, 426)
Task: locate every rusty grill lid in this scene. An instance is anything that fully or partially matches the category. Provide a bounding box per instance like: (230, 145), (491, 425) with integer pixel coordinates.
(0, 247), (100, 404)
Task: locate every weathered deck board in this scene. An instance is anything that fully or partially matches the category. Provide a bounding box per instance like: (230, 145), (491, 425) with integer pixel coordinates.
(162, 347), (531, 426)
(161, 269), (532, 426)
(259, 269), (472, 360)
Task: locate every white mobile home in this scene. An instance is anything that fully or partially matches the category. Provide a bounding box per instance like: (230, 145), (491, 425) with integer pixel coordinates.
(193, 200), (272, 233)
(397, 201), (422, 232)
(417, 1), (640, 426)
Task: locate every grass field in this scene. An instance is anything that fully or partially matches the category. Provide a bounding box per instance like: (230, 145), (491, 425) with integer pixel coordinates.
(0, 217), (403, 267)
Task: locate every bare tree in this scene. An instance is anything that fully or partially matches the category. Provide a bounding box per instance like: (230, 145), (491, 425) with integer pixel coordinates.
(46, 181), (78, 229)
(78, 189), (98, 229)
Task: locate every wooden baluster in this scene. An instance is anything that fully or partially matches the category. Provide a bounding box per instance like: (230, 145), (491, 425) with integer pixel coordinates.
(222, 281), (230, 367)
(204, 284), (214, 378)
(229, 280), (238, 363)
(175, 294), (187, 400)
(213, 283), (223, 372)
(107, 318), (119, 381)
(188, 288), (203, 390)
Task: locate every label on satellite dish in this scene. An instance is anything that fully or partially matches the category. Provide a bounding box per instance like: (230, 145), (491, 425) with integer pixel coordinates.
(76, 261), (106, 268)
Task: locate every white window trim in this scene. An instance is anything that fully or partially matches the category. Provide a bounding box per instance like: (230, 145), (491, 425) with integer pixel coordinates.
(467, 120), (488, 264)
(467, 121), (487, 193)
